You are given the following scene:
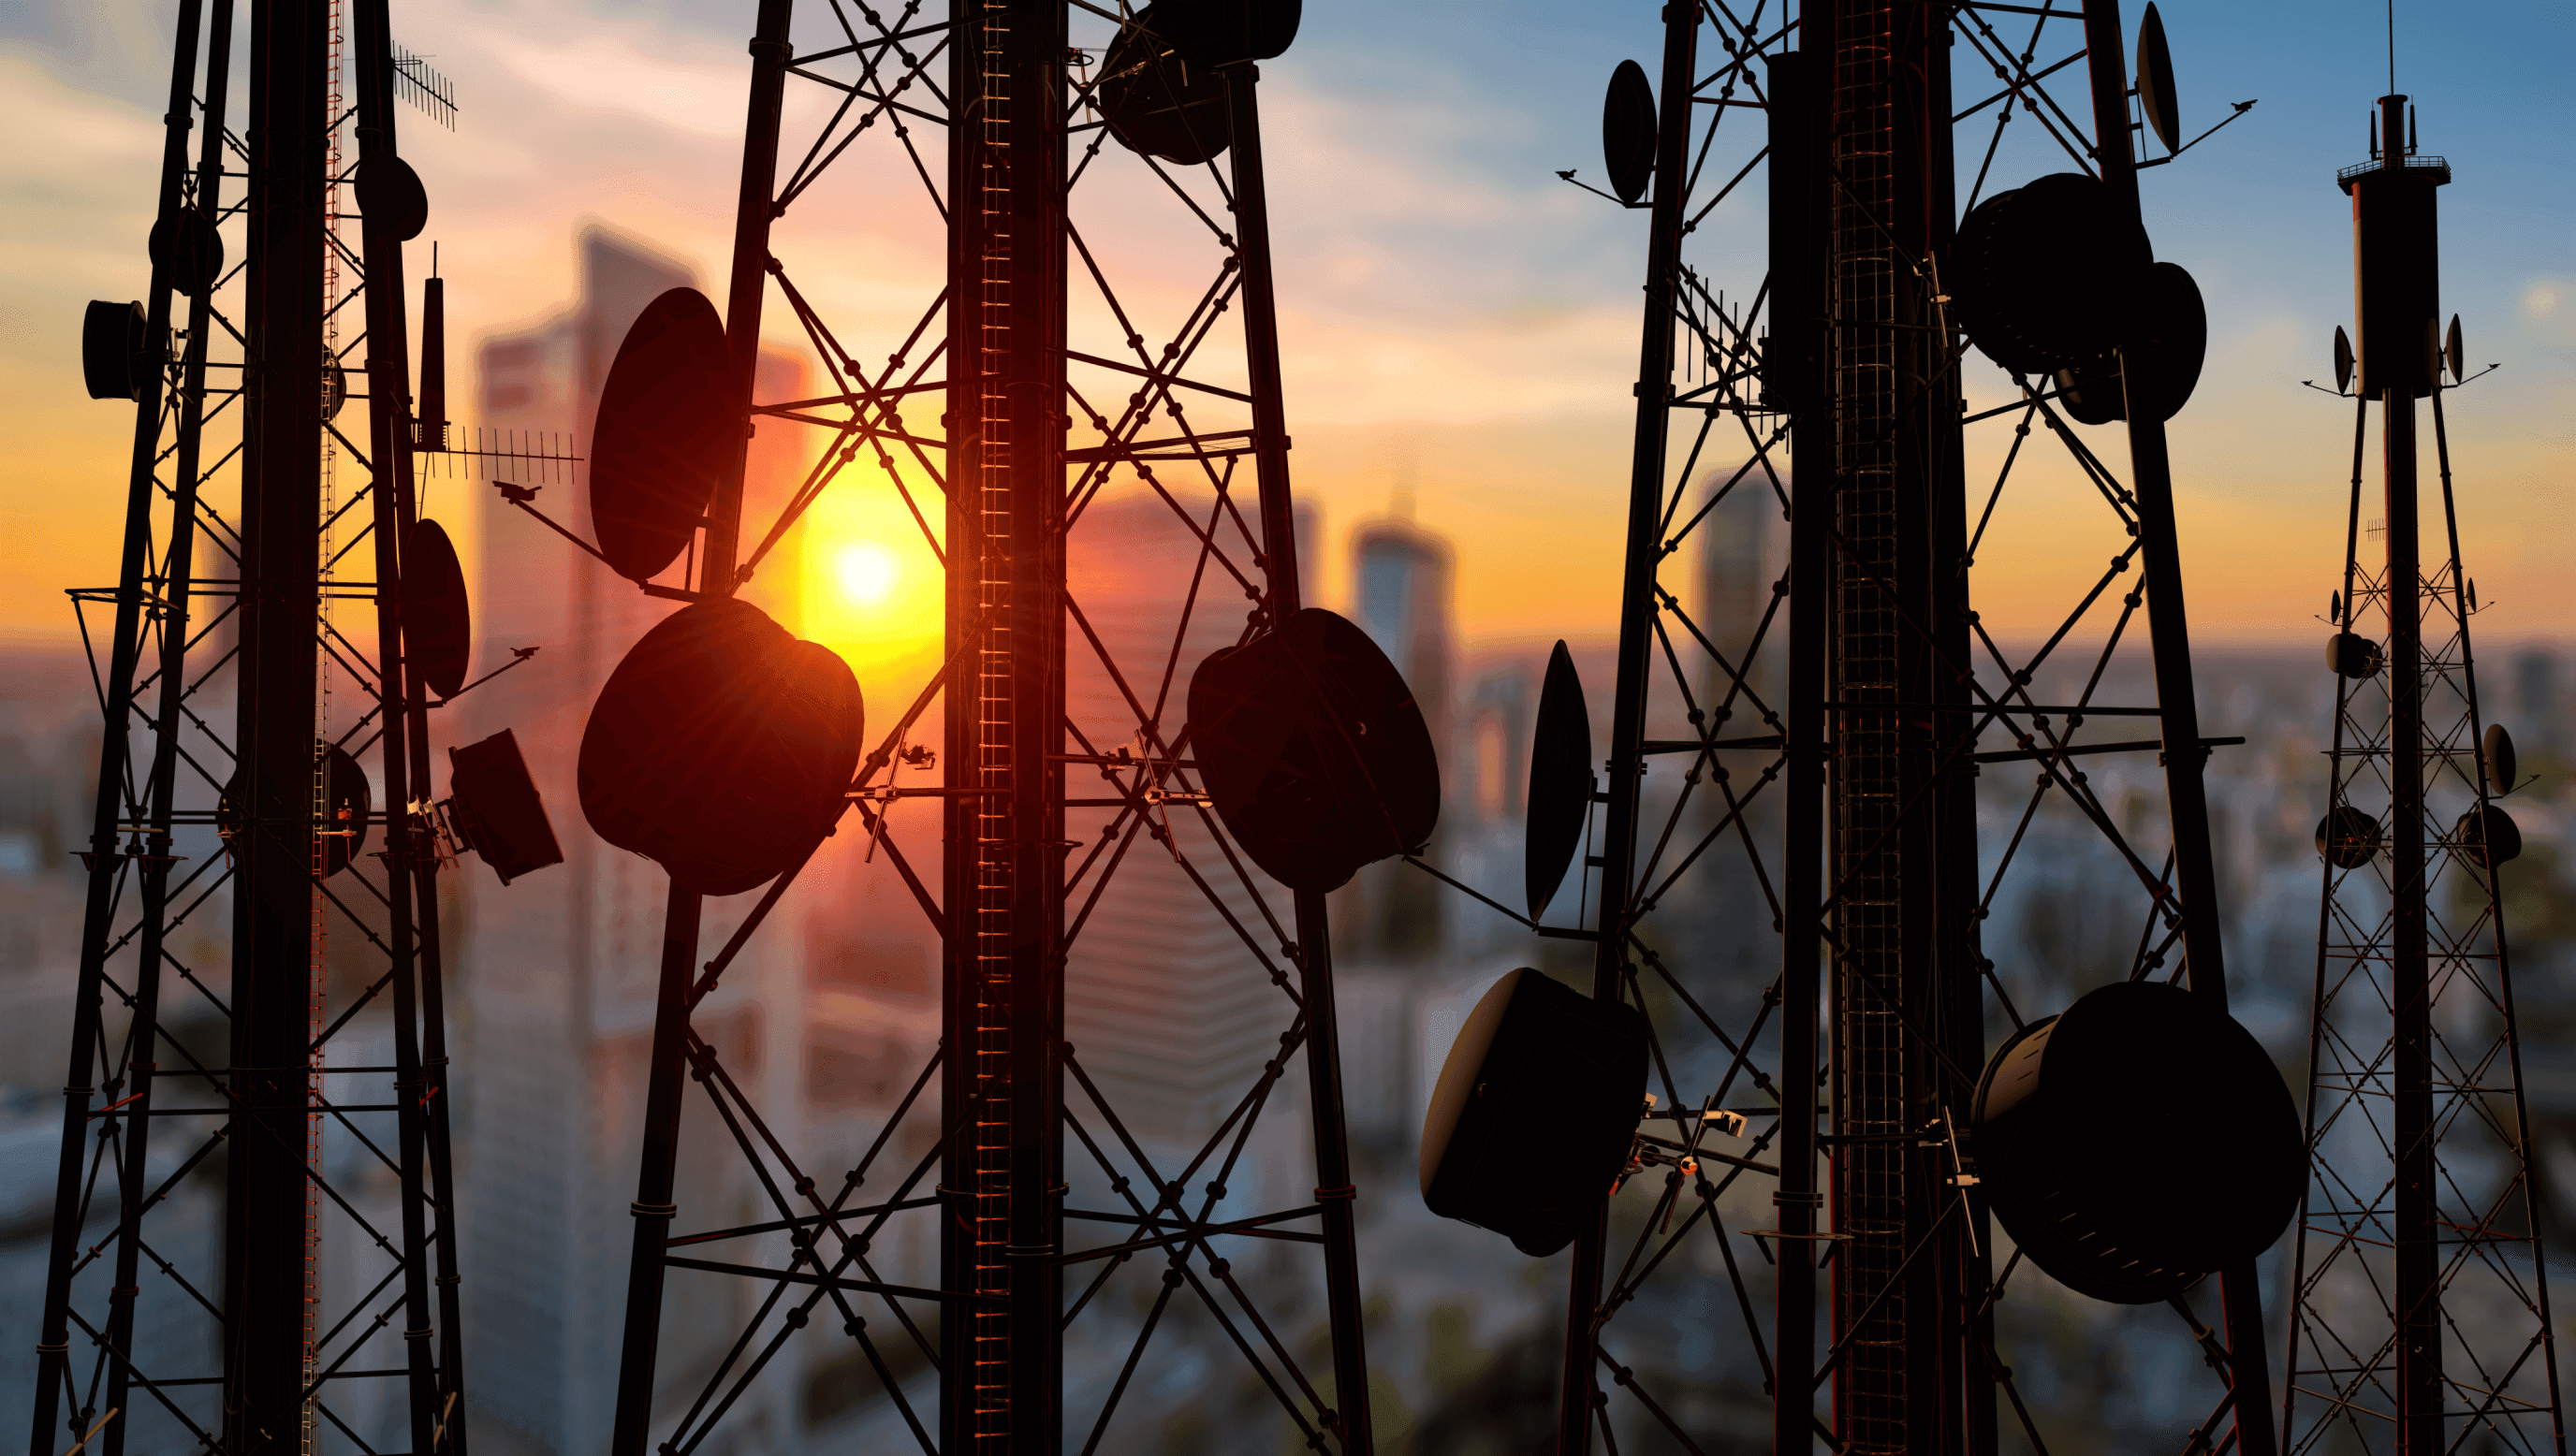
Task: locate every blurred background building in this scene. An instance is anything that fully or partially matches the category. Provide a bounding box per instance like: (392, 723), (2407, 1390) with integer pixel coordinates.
(7, 321), (2576, 1449)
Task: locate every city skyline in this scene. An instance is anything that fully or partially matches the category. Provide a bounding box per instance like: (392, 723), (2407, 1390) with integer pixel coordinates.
(0, 2), (2571, 1452)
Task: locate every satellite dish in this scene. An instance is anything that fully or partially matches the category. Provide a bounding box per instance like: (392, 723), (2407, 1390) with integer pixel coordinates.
(2127, 262), (2206, 420)
(2326, 632), (2384, 679)
(147, 207), (224, 296)
(1524, 641), (1591, 917)
(219, 741), (374, 879)
(2314, 805), (2381, 869)
(2333, 326), (2355, 394)
(1950, 173), (2153, 377)
(2054, 356), (2124, 427)
(81, 300), (151, 402)
(1098, 6), (1232, 165)
(1160, 0), (1302, 66)
(2135, 4), (2180, 155)
(401, 518), (472, 701)
(1187, 607), (1440, 893)
(2055, 265), (2201, 422)
(591, 287), (733, 583)
(2483, 722), (2517, 795)
(446, 729), (564, 885)
(2050, 265), (2194, 419)
(579, 598), (865, 895)
(2447, 314), (2465, 383)
(354, 154), (429, 243)
(1421, 968), (1648, 1257)
(1971, 980), (2305, 1304)
(1602, 60), (1657, 205)
(2455, 803), (2524, 869)
(2329, 590), (2343, 624)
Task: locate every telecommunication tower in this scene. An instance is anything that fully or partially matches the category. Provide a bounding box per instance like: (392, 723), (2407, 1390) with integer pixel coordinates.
(30, 4), (534, 1456)
(495, 3), (1383, 1452)
(2282, 94), (2565, 1456)
(1412, 3), (2296, 1454)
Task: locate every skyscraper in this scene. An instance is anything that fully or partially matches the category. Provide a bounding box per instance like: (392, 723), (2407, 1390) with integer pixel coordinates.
(454, 226), (810, 1456)
(1344, 515), (1456, 963)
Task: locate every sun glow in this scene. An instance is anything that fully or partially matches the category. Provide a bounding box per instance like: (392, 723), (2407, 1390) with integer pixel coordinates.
(800, 462), (945, 690)
(836, 541), (900, 606)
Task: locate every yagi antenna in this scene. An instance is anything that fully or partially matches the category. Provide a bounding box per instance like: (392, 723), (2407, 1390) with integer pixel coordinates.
(392, 42), (458, 129)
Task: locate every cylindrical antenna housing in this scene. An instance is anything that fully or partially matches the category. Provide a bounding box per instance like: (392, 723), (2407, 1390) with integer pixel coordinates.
(2340, 95), (2448, 400)
(418, 272), (446, 450)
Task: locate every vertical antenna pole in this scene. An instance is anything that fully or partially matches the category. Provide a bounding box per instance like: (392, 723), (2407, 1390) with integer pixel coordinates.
(608, 888), (704, 1456)
(703, 0), (794, 590)
(1767, 36), (1828, 1456)
(1558, 3), (1697, 1450)
(607, 5), (792, 1452)
(2384, 374), (2437, 1456)
(348, 1), (443, 1449)
(226, 0), (329, 1448)
(1224, 58), (1374, 1455)
(943, 3), (1069, 1446)
(2363, 93), (2441, 1456)
(2079, 9), (2277, 1456)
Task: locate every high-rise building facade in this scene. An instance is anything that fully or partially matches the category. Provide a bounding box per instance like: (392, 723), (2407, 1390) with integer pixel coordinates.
(454, 226), (812, 1456)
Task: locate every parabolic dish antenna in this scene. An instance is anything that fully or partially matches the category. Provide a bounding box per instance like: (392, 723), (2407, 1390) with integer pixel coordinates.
(1524, 640), (1592, 917)
(2315, 805), (2382, 869)
(1420, 968), (1647, 1258)
(1188, 607), (1439, 893)
(1972, 980), (2304, 1304)
(354, 154), (429, 242)
(2135, 3), (2180, 154)
(591, 287), (734, 583)
(1602, 60), (1657, 205)
(2053, 261), (2206, 424)
(219, 742), (374, 880)
(579, 598), (865, 895)
(401, 517), (472, 701)
(1159, 0), (1301, 67)
(1099, 7), (1232, 166)
(1950, 172), (2152, 378)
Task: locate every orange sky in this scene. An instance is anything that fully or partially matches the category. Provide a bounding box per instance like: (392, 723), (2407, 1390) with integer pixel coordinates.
(5, 5), (2570, 663)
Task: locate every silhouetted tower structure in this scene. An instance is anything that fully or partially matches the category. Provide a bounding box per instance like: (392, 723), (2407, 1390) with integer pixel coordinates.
(575, 4), (1376, 1453)
(29, 2), (484, 1455)
(1472, 4), (2291, 1454)
(2284, 95), (2565, 1456)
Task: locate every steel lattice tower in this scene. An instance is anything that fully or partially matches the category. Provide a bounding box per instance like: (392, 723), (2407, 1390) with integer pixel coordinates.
(2282, 95), (2565, 1456)
(27, 1), (473, 1454)
(1514, 2), (2282, 1451)
(592, 4), (1373, 1452)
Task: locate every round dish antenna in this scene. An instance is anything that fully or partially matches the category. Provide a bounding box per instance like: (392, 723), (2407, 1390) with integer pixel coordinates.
(2136, 4), (2181, 155)
(1421, 968), (1648, 1257)
(1602, 60), (1658, 205)
(1524, 640), (1592, 916)
(579, 598), (865, 895)
(1972, 981), (2304, 1304)
(1099, 7), (1232, 165)
(401, 517), (472, 701)
(590, 287), (734, 582)
(1951, 173), (2154, 377)
(1188, 607), (1440, 893)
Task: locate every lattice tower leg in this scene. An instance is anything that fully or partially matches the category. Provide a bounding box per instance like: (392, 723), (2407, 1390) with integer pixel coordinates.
(225, 0), (331, 1446)
(28, 2), (233, 1451)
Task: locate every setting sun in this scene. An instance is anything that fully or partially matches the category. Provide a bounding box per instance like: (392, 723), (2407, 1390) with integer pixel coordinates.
(798, 459), (947, 692)
(835, 540), (900, 607)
